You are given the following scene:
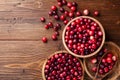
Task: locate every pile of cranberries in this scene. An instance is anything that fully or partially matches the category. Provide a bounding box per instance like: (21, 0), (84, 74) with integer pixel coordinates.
(90, 48), (117, 75)
(64, 17), (103, 55)
(40, 0), (100, 43)
(44, 52), (83, 80)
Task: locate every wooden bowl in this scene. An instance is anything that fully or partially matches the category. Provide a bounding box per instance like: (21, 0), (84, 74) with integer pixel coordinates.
(84, 41), (120, 79)
(62, 16), (105, 58)
(42, 50), (84, 80)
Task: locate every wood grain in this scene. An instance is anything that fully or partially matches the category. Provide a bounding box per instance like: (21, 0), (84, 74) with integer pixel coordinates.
(0, 0), (119, 80)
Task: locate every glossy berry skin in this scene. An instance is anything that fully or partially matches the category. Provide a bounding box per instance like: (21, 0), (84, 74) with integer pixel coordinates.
(44, 24), (49, 29)
(40, 17), (45, 22)
(42, 37), (47, 43)
(69, 12), (74, 17)
(76, 11), (82, 16)
(51, 5), (57, 11)
(44, 53), (83, 80)
(91, 58), (97, 64)
(64, 20), (68, 25)
(71, 6), (77, 12)
(52, 34), (57, 40)
(60, 15), (66, 21)
(67, 2), (72, 8)
(94, 11), (99, 16)
(83, 9), (89, 16)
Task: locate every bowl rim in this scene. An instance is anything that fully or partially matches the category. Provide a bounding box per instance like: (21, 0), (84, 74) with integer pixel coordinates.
(42, 50), (84, 80)
(83, 41), (120, 79)
(62, 16), (105, 58)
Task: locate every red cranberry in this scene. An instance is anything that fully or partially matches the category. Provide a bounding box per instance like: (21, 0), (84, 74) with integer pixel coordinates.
(51, 5), (57, 11)
(94, 11), (99, 16)
(72, 2), (77, 7)
(42, 37), (47, 43)
(48, 22), (53, 28)
(83, 9), (89, 16)
(44, 24), (49, 29)
(71, 6), (77, 12)
(112, 56), (117, 61)
(60, 15), (66, 21)
(64, 10), (69, 16)
(62, 0), (67, 5)
(69, 12), (74, 17)
(92, 67), (97, 72)
(54, 31), (59, 36)
(52, 34), (57, 40)
(106, 57), (112, 63)
(40, 17), (45, 22)
(91, 58), (97, 64)
(59, 7), (65, 13)
(58, 2), (63, 7)
(64, 20), (69, 25)
(57, 0), (62, 2)
(104, 67), (109, 73)
(67, 2), (72, 8)
(54, 15), (59, 20)
(76, 11), (82, 16)
(98, 31), (103, 36)
(48, 11), (53, 16)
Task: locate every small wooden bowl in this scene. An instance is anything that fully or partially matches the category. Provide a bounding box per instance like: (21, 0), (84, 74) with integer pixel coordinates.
(62, 16), (105, 58)
(84, 41), (120, 79)
(42, 51), (84, 80)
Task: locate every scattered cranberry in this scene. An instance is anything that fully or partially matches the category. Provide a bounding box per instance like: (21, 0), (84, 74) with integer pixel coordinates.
(57, 0), (62, 2)
(44, 24), (49, 29)
(54, 31), (59, 36)
(59, 7), (65, 13)
(71, 6), (77, 12)
(64, 10), (69, 16)
(51, 5), (57, 11)
(54, 15), (60, 20)
(94, 11), (99, 16)
(83, 9), (90, 16)
(40, 17), (45, 22)
(69, 12), (74, 17)
(91, 58), (97, 64)
(58, 2), (63, 7)
(52, 34), (58, 40)
(44, 52), (83, 80)
(62, 0), (67, 5)
(67, 2), (72, 8)
(48, 22), (53, 28)
(42, 37), (47, 43)
(48, 11), (53, 16)
(72, 2), (78, 7)
(64, 20), (69, 25)
(76, 11), (82, 16)
(60, 15), (66, 21)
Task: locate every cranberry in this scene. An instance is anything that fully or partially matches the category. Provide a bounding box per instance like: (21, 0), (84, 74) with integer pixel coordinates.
(59, 7), (65, 13)
(51, 5), (57, 11)
(71, 6), (77, 12)
(44, 24), (49, 29)
(106, 57), (112, 63)
(40, 17), (45, 22)
(60, 15), (66, 21)
(62, 0), (67, 5)
(52, 34), (57, 40)
(58, 2), (63, 7)
(42, 37), (47, 43)
(48, 22), (53, 28)
(112, 56), (117, 61)
(67, 2), (72, 8)
(69, 12), (74, 17)
(94, 11), (99, 16)
(72, 2), (77, 7)
(54, 15), (59, 20)
(104, 67), (109, 73)
(76, 11), (82, 16)
(48, 11), (53, 16)
(64, 10), (69, 16)
(92, 67), (97, 72)
(64, 20), (69, 25)
(91, 58), (97, 64)
(83, 9), (89, 16)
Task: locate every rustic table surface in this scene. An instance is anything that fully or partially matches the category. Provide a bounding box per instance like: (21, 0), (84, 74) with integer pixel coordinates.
(0, 0), (120, 80)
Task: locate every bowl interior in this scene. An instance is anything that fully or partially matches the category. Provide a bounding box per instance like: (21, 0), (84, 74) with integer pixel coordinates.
(42, 51), (84, 80)
(62, 16), (105, 58)
(84, 42), (120, 79)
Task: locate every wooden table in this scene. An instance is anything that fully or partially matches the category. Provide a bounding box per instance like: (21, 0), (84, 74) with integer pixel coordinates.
(0, 0), (120, 80)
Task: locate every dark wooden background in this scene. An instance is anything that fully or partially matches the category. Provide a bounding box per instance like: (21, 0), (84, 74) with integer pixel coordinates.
(0, 0), (119, 80)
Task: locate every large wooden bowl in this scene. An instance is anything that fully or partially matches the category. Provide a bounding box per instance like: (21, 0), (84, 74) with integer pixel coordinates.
(84, 41), (120, 79)
(62, 16), (105, 58)
(42, 51), (84, 80)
